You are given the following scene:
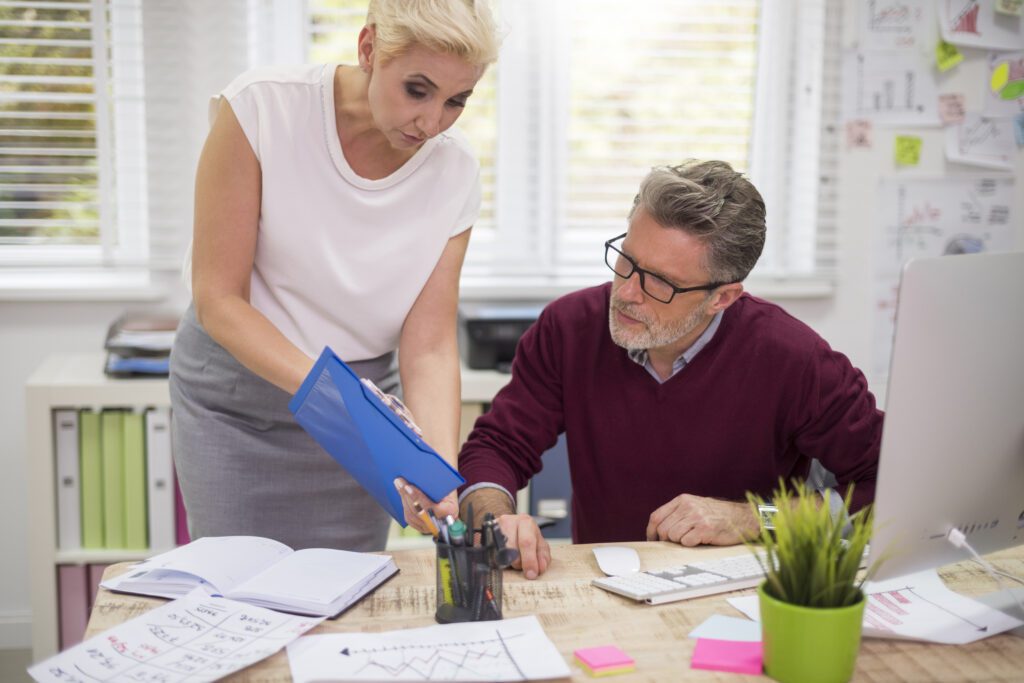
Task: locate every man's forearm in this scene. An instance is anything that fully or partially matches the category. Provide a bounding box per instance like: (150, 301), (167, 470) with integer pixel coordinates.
(461, 487), (517, 531)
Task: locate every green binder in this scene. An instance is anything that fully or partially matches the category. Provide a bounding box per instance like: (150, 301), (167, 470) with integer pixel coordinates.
(101, 410), (125, 548)
(123, 412), (147, 550)
(79, 410), (103, 548)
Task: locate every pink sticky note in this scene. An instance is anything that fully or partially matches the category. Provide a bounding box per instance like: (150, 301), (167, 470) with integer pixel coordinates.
(691, 638), (763, 675)
(574, 645), (634, 670)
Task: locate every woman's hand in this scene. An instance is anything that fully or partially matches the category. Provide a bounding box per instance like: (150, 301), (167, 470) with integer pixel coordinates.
(394, 477), (460, 534)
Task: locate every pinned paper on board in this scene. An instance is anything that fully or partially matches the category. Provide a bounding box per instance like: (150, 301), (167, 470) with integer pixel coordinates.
(842, 51), (940, 126)
(995, 0), (1023, 15)
(945, 114), (1015, 169)
(936, 40), (964, 72)
(939, 0), (1024, 50)
(985, 53), (1024, 118)
(872, 177), (1015, 375)
(858, 0), (935, 50)
(938, 93), (967, 124)
(894, 135), (923, 166)
(846, 119), (873, 148)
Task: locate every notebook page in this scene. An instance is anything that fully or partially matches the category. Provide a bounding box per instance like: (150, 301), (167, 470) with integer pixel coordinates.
(228, 548), (393, 607)
(108, 536), (292, 594)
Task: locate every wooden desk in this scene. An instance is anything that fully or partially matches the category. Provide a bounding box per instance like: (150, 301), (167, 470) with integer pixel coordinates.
(86, 543), (1024, 682)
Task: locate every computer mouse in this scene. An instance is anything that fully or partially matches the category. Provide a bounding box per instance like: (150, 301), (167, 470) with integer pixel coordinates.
(593, 545), (641, 576)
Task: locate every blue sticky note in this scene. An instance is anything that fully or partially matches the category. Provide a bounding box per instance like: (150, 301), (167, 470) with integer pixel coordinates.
(1013, 113), (1024, 147)
(688, 614), (762, 642)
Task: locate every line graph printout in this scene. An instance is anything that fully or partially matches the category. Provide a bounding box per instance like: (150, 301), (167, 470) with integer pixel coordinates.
(858, 0), (936, 50)
(28, 590), (323, 683)
(872, 176), (1014, 376)
(945, 114), (1015, 170)
(287, 616), (571, 682)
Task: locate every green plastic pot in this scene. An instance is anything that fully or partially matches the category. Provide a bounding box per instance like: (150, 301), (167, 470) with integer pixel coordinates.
(758, 582), (866, 683)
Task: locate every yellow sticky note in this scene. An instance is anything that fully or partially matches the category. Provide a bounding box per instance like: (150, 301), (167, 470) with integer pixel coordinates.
(936, 40), (964, 73)
(894, 135), (922, 166)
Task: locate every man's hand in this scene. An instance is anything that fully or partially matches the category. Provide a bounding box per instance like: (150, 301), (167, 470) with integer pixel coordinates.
(460, 488), (552, 579)
(394, 477), (459, 534)
(645, 494), (759, 546)
(496, 513), (551, 580)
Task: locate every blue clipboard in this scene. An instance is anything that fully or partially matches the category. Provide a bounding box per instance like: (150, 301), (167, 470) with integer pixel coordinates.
(288, 347), (464, 525)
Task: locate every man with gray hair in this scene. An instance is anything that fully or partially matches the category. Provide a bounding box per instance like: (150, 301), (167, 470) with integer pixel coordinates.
(455, 160), (881, 579)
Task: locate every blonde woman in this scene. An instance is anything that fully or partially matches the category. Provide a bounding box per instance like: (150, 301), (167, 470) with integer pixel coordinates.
(170, 0), (499, 551)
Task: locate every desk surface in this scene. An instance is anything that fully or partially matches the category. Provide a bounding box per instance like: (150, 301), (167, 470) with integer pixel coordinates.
(87, 542), (1024, 682)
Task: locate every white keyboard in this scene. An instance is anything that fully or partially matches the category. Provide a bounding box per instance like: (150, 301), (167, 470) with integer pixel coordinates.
(592, 552), (767, 605)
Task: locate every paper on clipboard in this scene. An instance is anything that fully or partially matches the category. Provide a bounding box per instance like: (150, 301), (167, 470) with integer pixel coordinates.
(288, 347), (464, 525)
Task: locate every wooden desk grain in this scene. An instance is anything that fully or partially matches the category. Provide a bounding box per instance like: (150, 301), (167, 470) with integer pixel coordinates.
(86, 542), (1024, 682)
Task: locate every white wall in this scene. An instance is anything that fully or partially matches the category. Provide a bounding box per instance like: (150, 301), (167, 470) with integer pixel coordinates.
(2, 1), (1022, 651)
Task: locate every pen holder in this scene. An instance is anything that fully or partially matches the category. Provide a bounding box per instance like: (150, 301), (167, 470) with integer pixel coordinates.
(434, 541), (503, 624)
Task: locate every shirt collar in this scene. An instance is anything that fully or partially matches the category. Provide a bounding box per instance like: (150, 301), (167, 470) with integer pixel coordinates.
(627, 310), (724, 381)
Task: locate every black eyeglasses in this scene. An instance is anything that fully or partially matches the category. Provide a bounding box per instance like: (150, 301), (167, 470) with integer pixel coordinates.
(604, 233), (729, 304)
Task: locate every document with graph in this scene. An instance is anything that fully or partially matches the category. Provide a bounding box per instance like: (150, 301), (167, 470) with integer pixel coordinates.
(286, 615), (571, 681)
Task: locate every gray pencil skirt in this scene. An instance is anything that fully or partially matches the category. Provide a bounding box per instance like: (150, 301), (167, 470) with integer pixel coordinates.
(168, 305), (393, 551)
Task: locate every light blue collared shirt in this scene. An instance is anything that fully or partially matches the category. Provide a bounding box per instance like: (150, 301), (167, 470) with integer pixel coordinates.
(626, 310), (724, 382)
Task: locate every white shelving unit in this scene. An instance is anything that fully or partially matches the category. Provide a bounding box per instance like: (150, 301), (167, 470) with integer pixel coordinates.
(26, 352), (512, 659)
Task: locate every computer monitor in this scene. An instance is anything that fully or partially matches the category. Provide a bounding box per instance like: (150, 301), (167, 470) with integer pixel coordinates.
(867, 251), (1024, 581)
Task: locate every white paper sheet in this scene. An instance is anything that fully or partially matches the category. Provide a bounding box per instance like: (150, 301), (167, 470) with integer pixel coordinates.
(727, 570), (1024, 644)
(858, 0), (936, 50)
(945, 114), (1016, 169)
(939, 0), (1024, 50)
(841, 51), (940, 126)
(286, 616), (571, 682)
(688, 614), (762, 642)
(872, 176), (1015, 376)
(28, 590), (323, 683)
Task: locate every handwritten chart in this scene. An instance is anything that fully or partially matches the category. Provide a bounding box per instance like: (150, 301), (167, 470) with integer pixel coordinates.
(287, 616), (571, 682)
(863, 570), (1024, 644)
(872, 177), (1014, 375)
(842, 51), (939, 126)
(29, 590), (323, 683)
(859, 0), (935, 50)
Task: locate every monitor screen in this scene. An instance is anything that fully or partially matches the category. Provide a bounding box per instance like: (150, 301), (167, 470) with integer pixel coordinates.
(867, 251), (1024, 580)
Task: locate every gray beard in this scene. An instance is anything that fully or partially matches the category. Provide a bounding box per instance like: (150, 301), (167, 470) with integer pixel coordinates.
(608, 296), (707, 351)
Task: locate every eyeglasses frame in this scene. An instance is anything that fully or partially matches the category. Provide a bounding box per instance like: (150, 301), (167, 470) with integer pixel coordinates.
(603, 232), (733, 304)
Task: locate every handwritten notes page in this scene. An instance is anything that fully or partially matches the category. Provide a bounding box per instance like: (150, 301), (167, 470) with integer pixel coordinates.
(287, 615), (571, 682)
(29, 590), (323, 683)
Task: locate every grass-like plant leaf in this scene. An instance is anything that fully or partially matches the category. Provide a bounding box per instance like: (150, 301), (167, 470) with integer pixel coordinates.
(746, 479), (884, 608)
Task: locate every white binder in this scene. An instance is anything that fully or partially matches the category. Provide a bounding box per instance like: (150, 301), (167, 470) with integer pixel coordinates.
(54, 409), (81, 550)
(145, 407), (175, 550)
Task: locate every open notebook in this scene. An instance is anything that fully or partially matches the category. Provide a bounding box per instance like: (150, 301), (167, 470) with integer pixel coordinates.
(101, 536), (398, 617)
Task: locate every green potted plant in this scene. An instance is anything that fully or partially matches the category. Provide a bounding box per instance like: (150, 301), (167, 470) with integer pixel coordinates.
(746, 480), (883, 683)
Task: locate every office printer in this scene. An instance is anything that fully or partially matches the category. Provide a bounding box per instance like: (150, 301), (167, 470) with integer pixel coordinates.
(458, 302), (546, 372)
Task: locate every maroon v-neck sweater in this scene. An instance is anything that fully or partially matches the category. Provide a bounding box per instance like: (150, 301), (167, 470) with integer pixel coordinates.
(459, 284), (883, 544)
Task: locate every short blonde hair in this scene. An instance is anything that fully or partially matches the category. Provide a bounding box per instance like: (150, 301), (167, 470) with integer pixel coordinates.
(367, 0), (500, 66)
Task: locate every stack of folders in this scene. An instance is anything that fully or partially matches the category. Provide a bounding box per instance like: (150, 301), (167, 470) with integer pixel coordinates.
(55, 407), (184, 553)
(101, 536), (398, 618)
(103, 311), (178, 377)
